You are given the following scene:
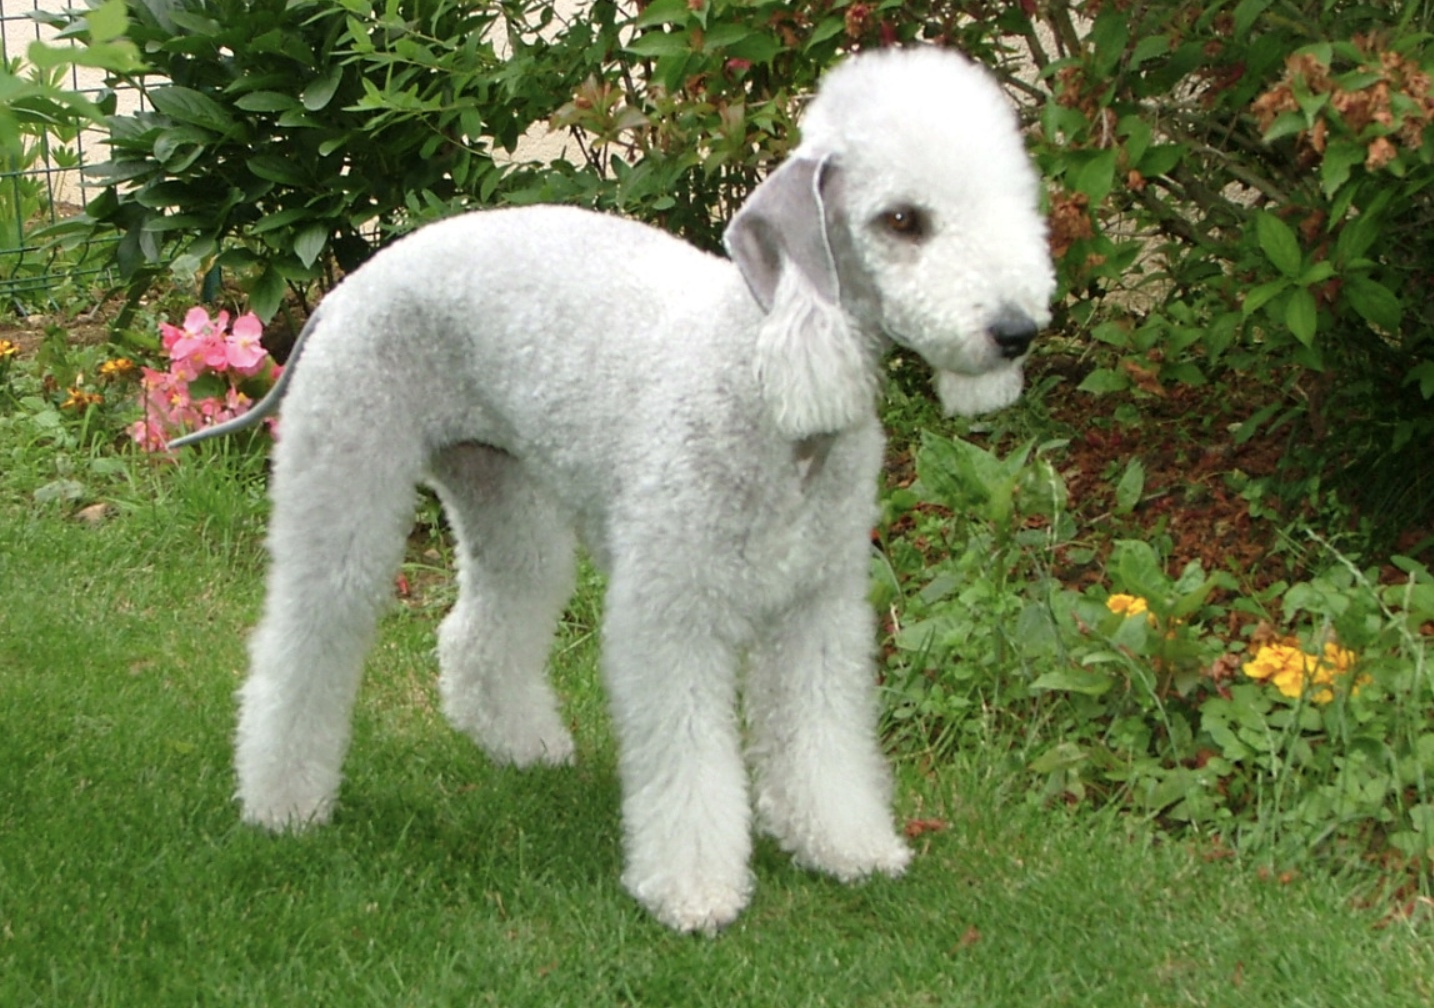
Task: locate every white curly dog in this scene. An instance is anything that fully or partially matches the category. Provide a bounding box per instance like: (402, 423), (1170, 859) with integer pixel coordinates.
(174, 45), (1054, 932)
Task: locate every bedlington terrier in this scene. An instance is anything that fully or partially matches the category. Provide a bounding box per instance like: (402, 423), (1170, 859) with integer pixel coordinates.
(173, 45), (1054, 933)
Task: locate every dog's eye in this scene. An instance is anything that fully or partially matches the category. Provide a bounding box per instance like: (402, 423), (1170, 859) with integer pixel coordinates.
(878, 207), (928, 241)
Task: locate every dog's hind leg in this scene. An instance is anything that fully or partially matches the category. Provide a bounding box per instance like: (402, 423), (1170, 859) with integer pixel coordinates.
(429, 444), (578, 768)
(235, 425), (423, 832)
(745, 587), (912, 882)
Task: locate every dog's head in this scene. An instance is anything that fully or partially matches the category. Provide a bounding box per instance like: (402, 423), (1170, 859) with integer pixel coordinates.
(725, 47), (1054, 436)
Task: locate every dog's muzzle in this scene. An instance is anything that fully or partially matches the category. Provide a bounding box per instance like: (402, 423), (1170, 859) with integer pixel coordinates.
(989, 308), (1038, 360)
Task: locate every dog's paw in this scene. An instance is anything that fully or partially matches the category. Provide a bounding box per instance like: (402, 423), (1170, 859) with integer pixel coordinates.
(488, 728), (576, 769)
(624, 867), (755, 935)
(441, 686), (576, 770)
(238, 791), (335, 833)
(794, 830), (913, 883)
(454, 714), (575, 769)
(235, 752), (341, 833)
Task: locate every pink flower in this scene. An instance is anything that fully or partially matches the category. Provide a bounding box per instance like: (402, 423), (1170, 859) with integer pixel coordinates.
(159, 321), (184, 353)
(138, 366), (177, 411)
(130, 416), (168, 452)
(170, 356), (202, 383)
(224, 313), (268, 375)
(225, 387), (253, 414)
(133, 304), (282, 452)
(169, 307), (229, 370)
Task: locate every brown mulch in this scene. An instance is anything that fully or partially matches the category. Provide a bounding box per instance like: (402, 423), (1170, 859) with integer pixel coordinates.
(0, 311), (111, 355)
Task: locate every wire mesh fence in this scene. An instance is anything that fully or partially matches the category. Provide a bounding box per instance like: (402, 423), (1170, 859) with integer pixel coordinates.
(0, 0), (139, 307)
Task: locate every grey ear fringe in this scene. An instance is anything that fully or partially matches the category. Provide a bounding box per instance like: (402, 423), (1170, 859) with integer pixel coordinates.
(754, 269), (878, 439)
(166, 307), (322, 450)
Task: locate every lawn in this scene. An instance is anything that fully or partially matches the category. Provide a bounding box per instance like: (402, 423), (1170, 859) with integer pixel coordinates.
(3, 468), (1432, 1007)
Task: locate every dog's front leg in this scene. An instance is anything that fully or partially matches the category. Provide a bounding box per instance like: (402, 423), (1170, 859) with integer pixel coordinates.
(745, 587), (912, 882)
(600, 572), (753, 934)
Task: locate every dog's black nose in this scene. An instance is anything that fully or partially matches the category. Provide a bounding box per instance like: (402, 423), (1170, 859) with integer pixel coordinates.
(989, 309), (1037, 360)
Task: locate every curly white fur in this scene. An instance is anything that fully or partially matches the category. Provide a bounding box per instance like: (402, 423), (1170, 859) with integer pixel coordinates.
(204, 46), (1053, 934)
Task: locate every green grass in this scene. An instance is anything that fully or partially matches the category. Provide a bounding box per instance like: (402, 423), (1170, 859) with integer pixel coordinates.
(3, 463), (1434, 1006)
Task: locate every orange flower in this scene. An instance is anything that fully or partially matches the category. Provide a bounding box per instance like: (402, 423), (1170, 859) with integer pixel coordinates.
(99, 357), (136, 379)
(61, 386), (103, 410)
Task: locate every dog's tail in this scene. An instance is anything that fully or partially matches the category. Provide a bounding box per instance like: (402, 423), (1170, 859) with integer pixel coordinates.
(166, 307), (322, 450)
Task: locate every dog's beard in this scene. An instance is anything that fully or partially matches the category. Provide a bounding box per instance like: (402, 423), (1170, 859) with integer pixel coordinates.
(934, 364), (1024, 417)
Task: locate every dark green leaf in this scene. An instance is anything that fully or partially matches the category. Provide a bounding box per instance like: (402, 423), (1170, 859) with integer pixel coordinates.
(1285, 286), (1318, 346)
(235, 91), (300, 113)
(625, 30), (690, 58)
(1233, 0), (1272, 36)
(1262, 110), (1308, 143)
(1031, 669), (1114, 697)
(1110, 540), (1168, 609)
(302, 68), (343, 112)
(1255, 212), (1303, 279)
(251, 206), (315, 235)
(152, 125), (209, 169)
(703, 24), (751, 49)
(1242, 278), (1290, 317)
(149, 86), (241, 136)
(167, 10), (223, 35)
(1072, 148), (1118, 206)
(1130, 34), (1169, 69)
(726, 33), (784, 64)
(1115, 457), (1145, 515)
(634, 0), (693, 28)
(1344, 275), (1402, 332)
(293, 222), (328, 268)
(248, 264), (287, 322)
(1137, 144), (1184, 178)
(1320, 141), (1364, 198)
(1077, 367), (1130, 394)
(247, 153), (308, 187)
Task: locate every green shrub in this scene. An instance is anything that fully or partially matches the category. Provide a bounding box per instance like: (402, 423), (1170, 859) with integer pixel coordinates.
(45, 0), (574, 320)
(1025, 0), (1434, 538)
(49, 0), (1056, 316)
(46, 2), (1431, 529)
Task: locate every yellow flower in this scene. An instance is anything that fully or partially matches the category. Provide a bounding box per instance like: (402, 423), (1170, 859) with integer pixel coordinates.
(99, 357), (135, 379)
(1106, 593), (1180, 635)
(1106, 593), (1150, 617)
(0, 339), (18, 359)
(1242, 638), (1362, 703)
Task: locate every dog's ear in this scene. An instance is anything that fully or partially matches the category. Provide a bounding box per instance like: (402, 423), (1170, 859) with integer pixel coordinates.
(723, 155), (876, 439)
(725, 156), (842, 311)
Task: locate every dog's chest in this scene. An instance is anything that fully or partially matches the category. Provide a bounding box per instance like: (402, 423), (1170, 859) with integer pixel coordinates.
(718, 432), (878, 605)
